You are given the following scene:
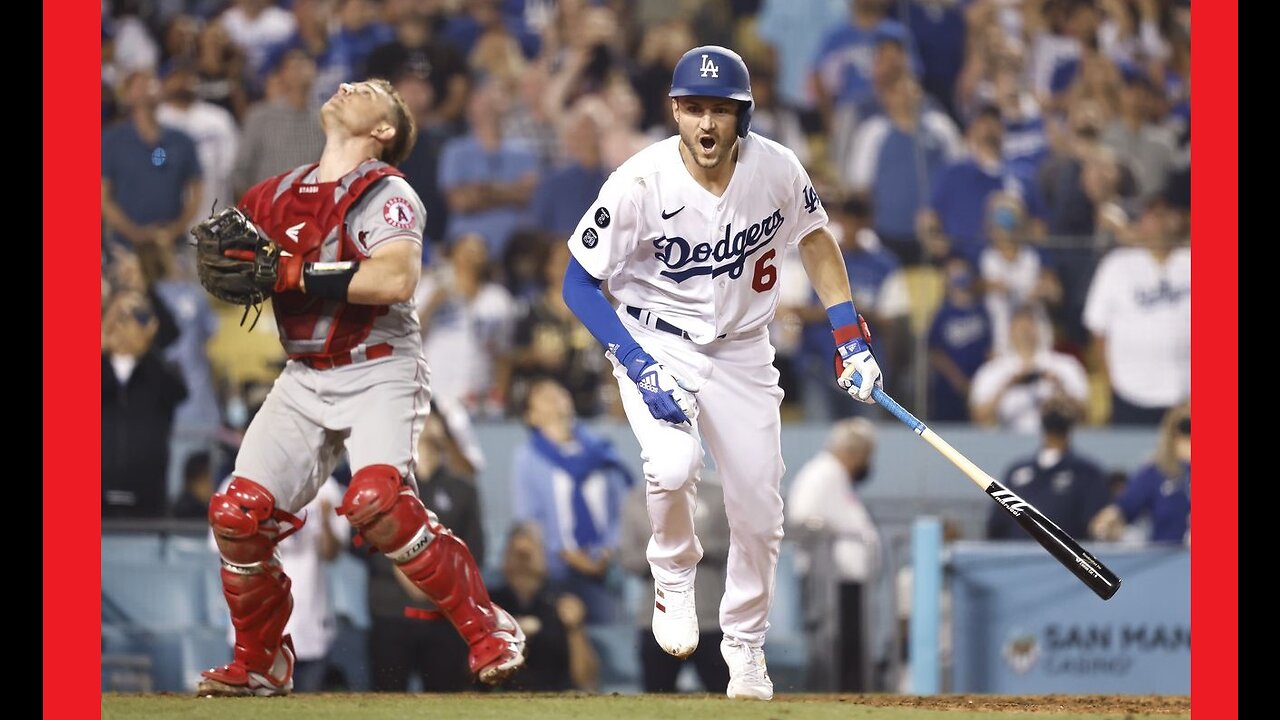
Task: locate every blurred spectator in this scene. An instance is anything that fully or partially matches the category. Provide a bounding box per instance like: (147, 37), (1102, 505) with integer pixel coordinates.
(969, 304), (1089, 433)
(157, 61), (240, 228)
(1027, 0), (1100, 101)
(107, 0), (160, 74)
(978, 192), (1061, 356)
(541, 5), (622, 113)
(102, 290), (189, 518)
(158, 13), (204, 75)
(919, 103), (1044, 264)
(229, 48), (326, 199)
(441, 0), (540, 61)
(438, 82), (539, 258)
(845, 74), (963, 262)
(1090, 403), (1191, 544)
(529, 108), (607, 238)
(927, 257), (993, 422)
(1037, 100), (1135, 237)
(170, 451), (215, 519)
(619, 473), (730, 694)
(1083, 194), (1189, 425)
(1048, 30), (1122, 120)
(795, 197), (911, 420)
(810, 0), (920, 133)
(218, 0), (298, 85)
(260, 0), (349, 109)
(212, 474), (346, 691)
(1102, 67), (1176, 202)
(1097, 0), (1172, 68)
(392, 66), (454, 248)
(366, 10), (471, 134)
(905, 0), (967, 121)
(959, 37), (1050, 179)
(787, 418), (883, 692)
(329, 0), (396, 83)
(582, 76), (654, 173)
(416, 233), (518, 416)
(512, 379), (633, 624)
(193, 20), (251, 123)
(746, 61), (811, 167)
(368, 411), (485, 692)
(134, 240), (222, 505)
(105, 246), (181, 352)
(508, 241), (608, 418)
(986, 394), (1111, 540)
(503, 62), (561, 173)
(755, 0), (850, 111)
(489, 521), (600, 691)
(102, 69), (205, 252)
(632, 18), (699, 133)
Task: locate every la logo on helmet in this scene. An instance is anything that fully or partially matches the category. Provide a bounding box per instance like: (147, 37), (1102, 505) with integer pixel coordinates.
(699, 55), (719, 78)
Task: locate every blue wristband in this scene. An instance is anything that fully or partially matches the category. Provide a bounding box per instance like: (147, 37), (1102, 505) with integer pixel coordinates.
(826, 301), (858, 330)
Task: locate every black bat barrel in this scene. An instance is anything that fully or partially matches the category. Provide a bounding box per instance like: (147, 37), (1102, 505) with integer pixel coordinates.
(987, 480), (1122, 600)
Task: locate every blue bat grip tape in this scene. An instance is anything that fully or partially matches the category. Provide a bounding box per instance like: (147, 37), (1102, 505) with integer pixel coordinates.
(848, 370), (927, 434)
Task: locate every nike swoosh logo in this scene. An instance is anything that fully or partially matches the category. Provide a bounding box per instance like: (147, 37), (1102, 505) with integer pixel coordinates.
(661, 206), (685, 219)
(285, 222), (305, 242)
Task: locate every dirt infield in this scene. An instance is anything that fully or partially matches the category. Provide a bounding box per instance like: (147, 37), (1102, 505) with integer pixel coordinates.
(789, 694), (1191, 715)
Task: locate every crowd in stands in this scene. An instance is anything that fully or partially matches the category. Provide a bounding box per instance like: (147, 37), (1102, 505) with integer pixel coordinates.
(101, 0), (1192, 693)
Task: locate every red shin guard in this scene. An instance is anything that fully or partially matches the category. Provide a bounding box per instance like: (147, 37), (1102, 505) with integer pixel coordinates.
(339, 465), (511, 673)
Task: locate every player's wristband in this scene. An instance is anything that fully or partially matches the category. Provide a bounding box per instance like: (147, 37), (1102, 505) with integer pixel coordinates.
(304, 261), (359, 301)
(829, 302), (872, 354)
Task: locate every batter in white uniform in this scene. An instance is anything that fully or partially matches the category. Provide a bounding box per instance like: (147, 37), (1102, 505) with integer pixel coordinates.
(560, 46), (884, 701)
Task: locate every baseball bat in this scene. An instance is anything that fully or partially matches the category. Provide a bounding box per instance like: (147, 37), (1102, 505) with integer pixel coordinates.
(841, 368), (1122, 600)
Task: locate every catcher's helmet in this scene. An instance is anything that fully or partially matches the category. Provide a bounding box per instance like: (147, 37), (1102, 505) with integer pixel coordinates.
(669, 45), (753, 138)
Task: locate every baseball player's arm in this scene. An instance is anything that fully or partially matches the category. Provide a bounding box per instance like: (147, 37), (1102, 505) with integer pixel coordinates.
(798, 226), (884, 401)
(295, 238), (421, 305)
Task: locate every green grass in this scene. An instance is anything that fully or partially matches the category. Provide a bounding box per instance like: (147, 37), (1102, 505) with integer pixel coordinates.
(101, 693), (1192, 720)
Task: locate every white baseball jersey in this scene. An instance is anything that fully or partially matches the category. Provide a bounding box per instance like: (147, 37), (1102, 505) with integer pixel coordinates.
(567, 134), (829, 343)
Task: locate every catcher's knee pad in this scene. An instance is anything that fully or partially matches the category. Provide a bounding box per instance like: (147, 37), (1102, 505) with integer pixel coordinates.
(209, 477), (303, 565)
(644, 437), (704, 491)
(339, 464), (436, 558)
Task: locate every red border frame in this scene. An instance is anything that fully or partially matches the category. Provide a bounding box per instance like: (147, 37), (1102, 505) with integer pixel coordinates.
(46, 2), (1236, 718)
(45, 3), (100, 718)
(1191, 1), (1238, 718)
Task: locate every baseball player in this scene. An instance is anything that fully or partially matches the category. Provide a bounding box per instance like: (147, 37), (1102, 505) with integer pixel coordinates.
(196, 79), (524, 697)
(560, 46), (883, 700)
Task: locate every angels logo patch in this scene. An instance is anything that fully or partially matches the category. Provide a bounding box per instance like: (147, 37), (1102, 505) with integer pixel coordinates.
(383, 197), (416, 229)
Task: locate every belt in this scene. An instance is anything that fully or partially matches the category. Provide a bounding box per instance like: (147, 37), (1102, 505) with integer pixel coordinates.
(297, 342), (394, 370)
(626, 305), (696, 340)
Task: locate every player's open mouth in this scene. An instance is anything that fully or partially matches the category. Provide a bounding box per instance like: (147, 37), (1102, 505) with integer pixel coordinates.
(699, 136), (716, 155)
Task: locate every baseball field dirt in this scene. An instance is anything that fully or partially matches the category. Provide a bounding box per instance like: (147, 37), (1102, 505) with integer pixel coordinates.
(102, 692), (1191, 719)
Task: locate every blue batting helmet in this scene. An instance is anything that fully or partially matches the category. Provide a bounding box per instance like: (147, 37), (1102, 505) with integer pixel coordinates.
(669, 45), (753, 138)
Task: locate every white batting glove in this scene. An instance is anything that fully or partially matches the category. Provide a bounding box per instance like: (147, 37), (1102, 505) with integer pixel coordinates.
(838, 348), (884, 404)
(833, 314), (883, 404)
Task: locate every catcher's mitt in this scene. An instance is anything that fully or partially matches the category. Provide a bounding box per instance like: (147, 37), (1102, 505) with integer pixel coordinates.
(191, 207), (280, 327)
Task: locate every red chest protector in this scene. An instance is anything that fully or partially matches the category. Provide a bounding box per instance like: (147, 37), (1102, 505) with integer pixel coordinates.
(239, 161), (405, 359)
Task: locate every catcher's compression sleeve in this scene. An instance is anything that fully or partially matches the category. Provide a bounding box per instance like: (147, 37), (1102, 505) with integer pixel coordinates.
(562, 257), (648, 373)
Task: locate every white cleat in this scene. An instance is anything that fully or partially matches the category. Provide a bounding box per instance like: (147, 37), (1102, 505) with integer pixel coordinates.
(722, 636), (774, 700)
(652, 582), (699, 659)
